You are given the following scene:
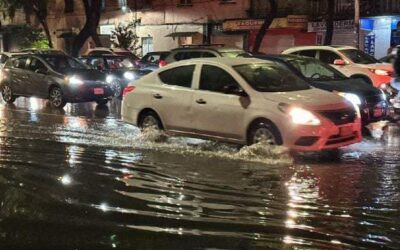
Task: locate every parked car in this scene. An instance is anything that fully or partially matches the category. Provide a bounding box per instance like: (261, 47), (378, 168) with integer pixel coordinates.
(282, 46), (393, 88)
(138, 51), (170, 70)
(0, 54), (114, 108)
(80, 55), (151, 97)
(164, 45), (250, 65)
(121, 58), (362, 152)
(86, 47), (140, 61)
(257, 55), (389, 125)
(19, 48), (66, 55)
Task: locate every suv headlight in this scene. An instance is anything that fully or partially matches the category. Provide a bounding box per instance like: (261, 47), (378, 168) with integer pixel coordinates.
(68, 76), (84, 85)
(106, 75), (114, 84)
(123, 72), (135, 80)
(337, 92), (362, 106)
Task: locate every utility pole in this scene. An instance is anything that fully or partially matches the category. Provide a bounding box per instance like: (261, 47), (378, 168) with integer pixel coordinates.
(355, 0), (360, 48)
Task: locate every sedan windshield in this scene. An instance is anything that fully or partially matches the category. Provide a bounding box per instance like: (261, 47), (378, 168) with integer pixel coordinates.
(287, 58), (347, 81)
(234, 63), (310, 92)
(42, 55), (88, 73)
(340, 49), (380, 64)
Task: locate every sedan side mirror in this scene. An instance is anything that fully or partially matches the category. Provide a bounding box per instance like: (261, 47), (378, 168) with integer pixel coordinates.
(333, 59), (347, 66)
(223, 84), (248, 97)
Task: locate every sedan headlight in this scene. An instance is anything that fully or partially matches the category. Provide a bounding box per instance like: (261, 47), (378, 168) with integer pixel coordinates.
(106, 75), (114, 84)
(369, 68), (392, 76)
(123, 72), (136, 80)
(288, 107), (321, 126)
(68, 76), (84, 85)
(337, 92), (362, 106)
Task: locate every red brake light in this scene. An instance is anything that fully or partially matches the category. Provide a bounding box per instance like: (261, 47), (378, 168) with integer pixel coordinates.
(159, 60), (167, 67)
(123, 86), (135, 97)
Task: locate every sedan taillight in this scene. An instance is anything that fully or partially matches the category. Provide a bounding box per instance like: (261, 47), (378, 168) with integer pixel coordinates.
(123, 86), (135, 97)
(159, 60), (167, 67)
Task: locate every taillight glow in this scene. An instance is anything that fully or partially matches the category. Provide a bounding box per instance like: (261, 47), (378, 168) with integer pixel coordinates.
(159, 60), (167, 67)
(123, 86), (135, 97)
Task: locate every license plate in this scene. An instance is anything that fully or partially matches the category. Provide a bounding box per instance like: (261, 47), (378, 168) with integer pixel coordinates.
(373, 108), (383, 117)
(94, 88), (104, 95)
(340, 126), (353, 137)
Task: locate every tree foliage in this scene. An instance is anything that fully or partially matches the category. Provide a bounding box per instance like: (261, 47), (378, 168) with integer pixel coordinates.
(111, 22), (139, 51)
(9, 25), (49, 49)
(0, 0), (53, 48)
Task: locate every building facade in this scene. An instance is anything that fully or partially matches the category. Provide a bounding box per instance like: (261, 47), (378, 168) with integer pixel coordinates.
(1, 0), (315, 55)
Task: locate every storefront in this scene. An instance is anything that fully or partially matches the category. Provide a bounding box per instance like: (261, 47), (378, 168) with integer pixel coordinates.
(223, 15), (314, 53)
(308, 20), (357, 48)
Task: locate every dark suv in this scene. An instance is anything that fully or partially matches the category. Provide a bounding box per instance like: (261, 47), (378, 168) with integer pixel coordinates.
(0, 54), (113, 108)
(164, 45), (249, 64)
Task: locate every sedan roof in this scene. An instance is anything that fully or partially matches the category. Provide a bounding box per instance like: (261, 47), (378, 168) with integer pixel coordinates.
(166, 57), (273, 67)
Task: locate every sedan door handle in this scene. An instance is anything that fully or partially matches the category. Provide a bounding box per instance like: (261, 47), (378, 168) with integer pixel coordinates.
(153, 93), (163, 99)
(196, 99), (207, 104)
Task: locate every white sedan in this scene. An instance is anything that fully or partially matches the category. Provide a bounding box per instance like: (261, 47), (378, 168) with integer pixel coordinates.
(121, 58), (362, 151)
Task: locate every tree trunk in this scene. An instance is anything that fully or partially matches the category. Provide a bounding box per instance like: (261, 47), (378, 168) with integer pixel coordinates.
(72, 0), (102, 56)
(323, 0), (335, 45)
(252, 0), (278, 54)
(37, 16), (53, 48)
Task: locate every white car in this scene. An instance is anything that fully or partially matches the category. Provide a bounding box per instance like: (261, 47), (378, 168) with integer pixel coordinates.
(121, 58), (362, 152)
(282, 46), (393, 89)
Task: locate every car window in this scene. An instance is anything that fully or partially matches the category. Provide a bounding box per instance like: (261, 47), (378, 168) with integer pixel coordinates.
(202, 52), (217, 58)
(173, 52), (202, 61)
(339, 49), (380, 64)
(200, 65), (239, 93)
(319, 50), (341, 64)
(10, 57), (28, 69)
(297, 50), (317, 58)
(28, 57), (48, 73)
(42, 55), (88, 73)
(89, 50), (112, 55)
(89, 58), (106, 70)
(287, 58), (346, 81)
(159, 65), (195, 88)
(142, 54), (161, 63)
(234, 63), (310, 92)
(220, 50), (247, 58)
(0, 54), (9, 64)
(106, 57), (135, 69)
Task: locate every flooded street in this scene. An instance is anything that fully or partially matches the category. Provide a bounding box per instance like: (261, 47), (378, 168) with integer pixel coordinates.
(0, 97), (399, 249)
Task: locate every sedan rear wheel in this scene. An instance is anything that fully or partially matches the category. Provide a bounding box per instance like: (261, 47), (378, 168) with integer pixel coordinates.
(49, 87), (66, 108)
(139, 111), (163, 130)
(2, 85), (16, 104)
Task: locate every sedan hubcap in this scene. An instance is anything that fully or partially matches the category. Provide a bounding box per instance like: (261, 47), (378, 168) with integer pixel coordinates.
(2, 86), (12, 101)
(253, 128), (276, 145)
(50, 89), (62, 107)
(142, 116), (159, 129)
(112, 81), (122, 97)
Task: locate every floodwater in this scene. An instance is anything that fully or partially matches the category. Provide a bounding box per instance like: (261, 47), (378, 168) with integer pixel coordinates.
(0, 98), (399, 249)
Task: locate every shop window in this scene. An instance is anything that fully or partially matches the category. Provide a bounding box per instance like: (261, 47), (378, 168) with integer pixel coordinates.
(119, 0), (127, 8)
(219, 0), (236, 4)
(64, 0), (74, 13)
(178, 0), (192, 6)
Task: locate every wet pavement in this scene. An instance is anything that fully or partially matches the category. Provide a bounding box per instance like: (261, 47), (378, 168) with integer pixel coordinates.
(0, 97), (400, 249)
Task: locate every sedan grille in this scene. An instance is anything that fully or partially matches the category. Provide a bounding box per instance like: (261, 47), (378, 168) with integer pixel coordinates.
(319, 108), (357, 125)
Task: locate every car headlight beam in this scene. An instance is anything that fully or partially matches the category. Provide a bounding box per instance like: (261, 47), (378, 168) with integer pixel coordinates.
(68, 76), (84, 85)
(288, 107), (321, 126)
(123, 72), (136, 80)
(106, 75), (114, 84)
(337, 92), (362, 106)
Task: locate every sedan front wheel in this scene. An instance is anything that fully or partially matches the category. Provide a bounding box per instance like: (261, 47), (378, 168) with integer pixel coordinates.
(248, 121), (282, 146)
(49, 87), (66, 108)
(1, 85), (16, 104)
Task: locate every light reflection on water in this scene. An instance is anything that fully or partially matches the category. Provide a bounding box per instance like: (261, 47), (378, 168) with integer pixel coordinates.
(0, 101), (400, 249)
